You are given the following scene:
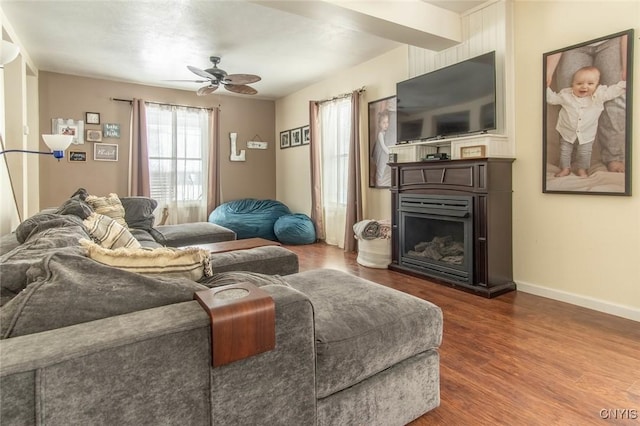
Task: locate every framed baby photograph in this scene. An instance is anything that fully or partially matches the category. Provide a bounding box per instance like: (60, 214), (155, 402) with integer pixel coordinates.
(368, 96), (396, 188)
(542, 29), (634, 196)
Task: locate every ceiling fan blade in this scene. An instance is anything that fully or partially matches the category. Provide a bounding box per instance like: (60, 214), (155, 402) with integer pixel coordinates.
(164, 79), (209, 83)
(224, 73), (261, 85)
(188, 65), (216, 80)
(225, 84), (258, 95)
(197, 85), (219, 96)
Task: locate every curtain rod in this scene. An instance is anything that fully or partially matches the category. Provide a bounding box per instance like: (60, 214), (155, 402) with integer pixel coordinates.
(110, 97), (219, 111)
(316, 87), (366, 104)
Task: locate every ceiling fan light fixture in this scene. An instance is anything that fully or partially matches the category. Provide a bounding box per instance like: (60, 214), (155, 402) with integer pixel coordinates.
(185, 56), (260, 96)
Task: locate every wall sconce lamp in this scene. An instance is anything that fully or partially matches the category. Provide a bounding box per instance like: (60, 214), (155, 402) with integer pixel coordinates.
(0, 134), (73, 160)
(1, 40), (21, 67)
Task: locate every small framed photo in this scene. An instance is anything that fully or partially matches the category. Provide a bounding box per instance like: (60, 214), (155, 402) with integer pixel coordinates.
(460, 145), (486, 159)
(68, 151), (87, 162)
(302, 125), (310, 144)
(103, 123), (121, 138)
(94, 143), (118, 162)
(291, 128), (302, 147)
(280, 130), (290, 149)
(86, 129), (103, 142)
(52, 118), (84, 145)
(85, 112), (100, 125)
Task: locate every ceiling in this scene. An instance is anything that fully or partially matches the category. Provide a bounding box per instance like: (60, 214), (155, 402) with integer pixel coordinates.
(1, 0), (484, 100)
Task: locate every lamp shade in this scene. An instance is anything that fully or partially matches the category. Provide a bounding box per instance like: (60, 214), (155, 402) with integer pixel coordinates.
(1, 40), (20, 66)
(42, 134), (73, 151)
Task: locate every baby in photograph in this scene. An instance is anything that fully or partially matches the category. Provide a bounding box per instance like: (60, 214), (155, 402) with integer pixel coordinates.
(546, 66), (626, 177)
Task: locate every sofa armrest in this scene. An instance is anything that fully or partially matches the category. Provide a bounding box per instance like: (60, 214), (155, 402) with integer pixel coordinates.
(0, 285), (315, 425)
(209, 246), (299, 275)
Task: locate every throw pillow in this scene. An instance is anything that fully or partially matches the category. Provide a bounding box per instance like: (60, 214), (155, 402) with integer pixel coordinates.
(120, 196), (158, 230)
(83, 213), (141, 249)
(85, 193), (127, 228)
(80, 239), (212, 281)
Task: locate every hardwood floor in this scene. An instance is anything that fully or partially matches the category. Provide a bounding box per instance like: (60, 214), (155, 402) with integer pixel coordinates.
(284, 243), (640, 426)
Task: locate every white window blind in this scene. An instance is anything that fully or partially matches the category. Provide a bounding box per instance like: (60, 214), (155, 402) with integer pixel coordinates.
(146, 104), (209, 224)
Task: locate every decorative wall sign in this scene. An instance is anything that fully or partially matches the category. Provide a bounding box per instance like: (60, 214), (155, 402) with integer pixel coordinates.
(85, 112), (100, 124)
(229, 132), (246, 161)
(543, 29), (633, 195)
(460, 145), (486, 159)
(52, 118), (84, 145)
(68, 151), (87, 162)
(94, 143), (118, 161)
(86, 129), (103, 142)
(103, 123), (121, 138)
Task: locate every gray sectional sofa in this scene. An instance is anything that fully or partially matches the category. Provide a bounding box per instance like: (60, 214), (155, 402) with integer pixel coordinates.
(0, 194), (443, 425)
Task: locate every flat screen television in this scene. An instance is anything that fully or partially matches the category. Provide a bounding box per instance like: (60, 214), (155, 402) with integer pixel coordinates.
(396, 51), (496, 143)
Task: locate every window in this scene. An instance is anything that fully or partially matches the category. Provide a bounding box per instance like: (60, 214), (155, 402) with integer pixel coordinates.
(318, 97), (352, 246)
(146, 104), (209, 224)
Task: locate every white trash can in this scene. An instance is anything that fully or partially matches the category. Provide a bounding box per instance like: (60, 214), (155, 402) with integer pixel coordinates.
(357, 238), (391, 269)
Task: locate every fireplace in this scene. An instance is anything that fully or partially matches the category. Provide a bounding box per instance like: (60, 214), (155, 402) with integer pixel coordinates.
(389, 158), (515, 297)
(399, 194), (473, 284)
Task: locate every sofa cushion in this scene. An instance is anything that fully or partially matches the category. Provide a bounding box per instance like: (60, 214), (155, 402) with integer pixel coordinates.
(120, 196), (158, 230)
(199, 270), (290, 288)
(129, 228), (164, 248)
(83, 213), (141, 249)
(285, 269), (443, 398)
(0, 252), (207, 338)
(80, 239), (212, 281)
(155, 222), (236, 247)
(85, 193), (127, 227)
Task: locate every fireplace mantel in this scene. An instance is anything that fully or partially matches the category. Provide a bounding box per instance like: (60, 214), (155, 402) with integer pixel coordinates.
(389, 158), (515, 297)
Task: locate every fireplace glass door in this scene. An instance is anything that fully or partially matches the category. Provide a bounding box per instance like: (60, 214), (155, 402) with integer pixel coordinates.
(399, 195), (473, 284)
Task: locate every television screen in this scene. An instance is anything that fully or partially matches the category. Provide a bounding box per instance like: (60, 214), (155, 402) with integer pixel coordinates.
(396, 51), (496, 143)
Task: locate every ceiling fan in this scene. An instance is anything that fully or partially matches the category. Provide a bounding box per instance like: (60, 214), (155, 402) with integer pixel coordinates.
(178, 56), (261, 96)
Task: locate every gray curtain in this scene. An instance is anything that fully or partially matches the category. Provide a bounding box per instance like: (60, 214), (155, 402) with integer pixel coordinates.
(309, 100), (325, 240)
(206, 107), (221, 215)
(129, 99), (150, 196)
(343, 90), (363, 252)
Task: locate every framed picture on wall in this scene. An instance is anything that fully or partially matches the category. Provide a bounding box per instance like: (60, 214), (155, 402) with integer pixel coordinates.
(368, 96), (396, 188)
(85, 112), (100, 125)
(68, 151), (87, 162)
(86, 129), (102, 142)
(302, 125), (310, 144)
(291, 128), (302, 147)
(280, 130), (290, 149)
(94, 143), (118, 161)
(543, 29), (634, 196)
(52, 118), (85, 145)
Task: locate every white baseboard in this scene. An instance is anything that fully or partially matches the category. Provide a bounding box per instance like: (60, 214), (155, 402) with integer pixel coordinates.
(516, 281), (640, 322)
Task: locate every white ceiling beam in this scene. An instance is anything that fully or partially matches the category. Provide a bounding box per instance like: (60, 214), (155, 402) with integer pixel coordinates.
(252, 0), (461, 51)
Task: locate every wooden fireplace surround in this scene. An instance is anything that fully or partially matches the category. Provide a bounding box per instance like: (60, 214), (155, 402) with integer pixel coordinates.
(389, 158), (516, 297)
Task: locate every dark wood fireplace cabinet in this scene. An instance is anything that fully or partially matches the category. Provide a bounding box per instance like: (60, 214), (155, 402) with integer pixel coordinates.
(389, 158), (515, 297)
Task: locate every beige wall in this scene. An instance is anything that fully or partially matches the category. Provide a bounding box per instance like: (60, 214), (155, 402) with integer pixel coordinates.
(512, 1), (640, 318)
(38, 72), (276, 209)
(275, 45), (408, 218)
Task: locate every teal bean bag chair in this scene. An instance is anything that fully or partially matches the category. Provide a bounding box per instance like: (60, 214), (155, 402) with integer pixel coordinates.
(274, 214), (316, 245)
(208, 199), (291, 241)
